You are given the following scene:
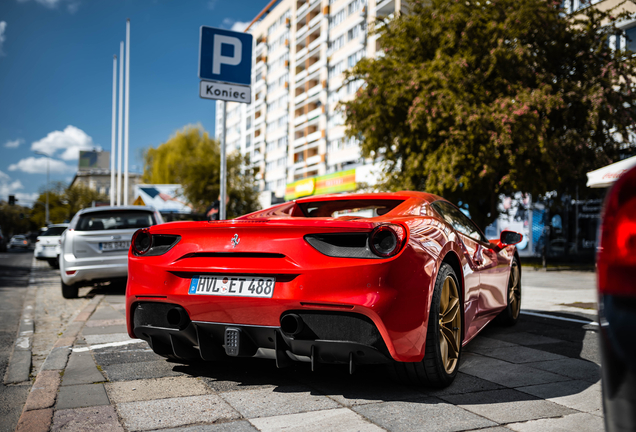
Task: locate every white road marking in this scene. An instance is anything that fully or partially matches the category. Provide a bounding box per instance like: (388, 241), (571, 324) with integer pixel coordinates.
(72, 339), (145, 352)
(521, 310), (599, 326)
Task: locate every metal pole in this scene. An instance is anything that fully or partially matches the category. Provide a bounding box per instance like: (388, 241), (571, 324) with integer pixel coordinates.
(45, 156), (49, 225)
(220, 101), (227, 220)
(117, 41), (124, 206)
(123, 19), (131, 206)
(110, 55), (117, 206)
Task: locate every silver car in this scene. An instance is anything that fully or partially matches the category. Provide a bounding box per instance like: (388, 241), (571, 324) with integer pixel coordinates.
(60, 206), (163, 298)
(34, 223), (69, 267)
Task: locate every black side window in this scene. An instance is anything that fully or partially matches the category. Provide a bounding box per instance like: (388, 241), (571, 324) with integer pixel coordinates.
(431, 201), (487, 243)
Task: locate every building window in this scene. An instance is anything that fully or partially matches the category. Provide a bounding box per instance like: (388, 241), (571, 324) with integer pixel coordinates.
(347, 23), (365, 41)
(328, 60), (345, 78)
(348, 0), (366, 15)
(328, 35), (345, 55)
(329, 8), (346, 29)
(348, 49), (365, 68)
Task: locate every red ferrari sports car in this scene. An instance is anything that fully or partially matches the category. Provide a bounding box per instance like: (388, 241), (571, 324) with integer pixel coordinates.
(126, 191), (522, 387)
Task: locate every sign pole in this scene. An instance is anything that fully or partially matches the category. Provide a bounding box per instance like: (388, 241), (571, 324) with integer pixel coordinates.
(220, 100), (227, 220)
(198, 26), (253, 220)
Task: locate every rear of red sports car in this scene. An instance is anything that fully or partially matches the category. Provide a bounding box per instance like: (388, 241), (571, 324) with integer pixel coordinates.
(125, 195), (443, 371)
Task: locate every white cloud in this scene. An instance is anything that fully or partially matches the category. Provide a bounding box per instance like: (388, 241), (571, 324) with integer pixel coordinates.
(0, 21), (6, 56)
(5, 138), (24, 148)
(35, 0), (61, 8)
(15, 192), (39, 204)
(221, 18), (250, 33)
(31, 125), (100, 160)
(207, 0), (218, 10)
(0, 171), (23, 198)
(231, 21), (250, 32)
(8, 157), (75, 174)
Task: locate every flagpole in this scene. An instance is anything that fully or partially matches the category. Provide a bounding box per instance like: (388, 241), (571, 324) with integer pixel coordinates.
(110, 55), (117, 206)
(123, 19), (131, 206)
(117, 41), (124, 206)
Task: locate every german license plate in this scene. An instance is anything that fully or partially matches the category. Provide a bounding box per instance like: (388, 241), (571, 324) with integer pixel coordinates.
(189, 275), (275, 298)
(100, 241), (131, 251)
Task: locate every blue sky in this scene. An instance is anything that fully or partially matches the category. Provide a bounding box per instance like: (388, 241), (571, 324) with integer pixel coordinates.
(0, 0), (266, 206)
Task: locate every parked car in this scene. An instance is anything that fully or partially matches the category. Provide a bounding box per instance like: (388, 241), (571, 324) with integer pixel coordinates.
(60, 206), (163, 299)
(9, 235), (30, 250)
(125, 192), (522, 387)
(34, 224), (69, 268)
(597, 164), (636, 432)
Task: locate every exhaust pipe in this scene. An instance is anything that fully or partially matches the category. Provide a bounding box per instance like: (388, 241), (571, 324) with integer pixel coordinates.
(166, 307), (189, 330)
(280, 314), (304, 337)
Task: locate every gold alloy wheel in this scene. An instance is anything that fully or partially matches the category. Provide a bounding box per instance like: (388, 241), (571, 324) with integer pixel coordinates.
(509, 261), (521, 319)
(439, 276), (461, 374)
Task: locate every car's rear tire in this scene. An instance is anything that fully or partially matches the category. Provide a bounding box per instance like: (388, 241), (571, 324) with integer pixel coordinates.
(61, 280), (78, 299)
(47, 258), (59, 269)
(495, 257), (521, 326)
(391, 263), (462, 388)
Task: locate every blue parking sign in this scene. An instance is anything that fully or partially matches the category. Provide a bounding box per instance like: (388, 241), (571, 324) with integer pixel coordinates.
(199, 27), (253, 86)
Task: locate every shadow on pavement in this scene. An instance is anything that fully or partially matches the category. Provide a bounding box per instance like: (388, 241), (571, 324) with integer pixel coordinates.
(160, 312), (600, 407)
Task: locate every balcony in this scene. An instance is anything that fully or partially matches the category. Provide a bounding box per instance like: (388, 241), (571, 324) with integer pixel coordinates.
(295, 47), (308, 62)
(294, 114), (307, 126)
(294, 92), (307, 105)
(297, 24), (308, 39)
(297, 2), (309, 19)
(375, 0), (395, 17)
(295, 69), (308, 83)
(308, 58), (325, 74)
(308, 13), (322, 29)
(294, 136), (307, 147)
(308, 35), (324, 52)
(307, 83), (321, 98)
(306, 154), (322, 166)
(307, 129), (322, 143)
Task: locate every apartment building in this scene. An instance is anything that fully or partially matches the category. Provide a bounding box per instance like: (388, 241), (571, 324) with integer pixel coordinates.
(216, 0), (406, 204)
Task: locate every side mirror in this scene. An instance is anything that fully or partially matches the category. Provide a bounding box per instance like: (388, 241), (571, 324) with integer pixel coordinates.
(500, 230), (523, 246)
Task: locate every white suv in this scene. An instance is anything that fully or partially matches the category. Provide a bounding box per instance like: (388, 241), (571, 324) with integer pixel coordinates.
(60, 206), (163, 298)
(34, 224), (69, 268)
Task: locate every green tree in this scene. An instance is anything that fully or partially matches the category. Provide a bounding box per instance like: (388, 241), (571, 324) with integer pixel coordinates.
(30, 182), (108, 227)
(143, 125), (259, 218)
(342, 0), (636, 229)
(0, 203), (37, 237)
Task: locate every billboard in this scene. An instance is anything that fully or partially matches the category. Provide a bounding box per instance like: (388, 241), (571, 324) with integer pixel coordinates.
(133, 184), (192, 214)
(78, 151), (110, 171)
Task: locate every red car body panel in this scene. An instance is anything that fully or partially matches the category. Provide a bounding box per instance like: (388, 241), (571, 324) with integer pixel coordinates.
(126, 191), (517, 364)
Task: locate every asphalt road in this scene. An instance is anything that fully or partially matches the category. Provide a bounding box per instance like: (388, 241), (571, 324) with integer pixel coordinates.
(0, 249), (33, 432)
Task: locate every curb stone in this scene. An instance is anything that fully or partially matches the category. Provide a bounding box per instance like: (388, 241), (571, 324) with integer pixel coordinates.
(3, 259), (38, 384)
(15, 294), (104, 431)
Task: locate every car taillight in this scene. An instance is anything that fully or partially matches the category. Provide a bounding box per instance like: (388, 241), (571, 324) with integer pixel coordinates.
(65, 270), (77, 275)
(369, 223), (407, 258)
(597, 165), (636, 296)
(132, 229), (152, 255)
(131, 229), (180, 257)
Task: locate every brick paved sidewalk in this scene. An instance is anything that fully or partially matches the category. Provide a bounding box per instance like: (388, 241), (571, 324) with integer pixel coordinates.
(13, 263), (605, 431)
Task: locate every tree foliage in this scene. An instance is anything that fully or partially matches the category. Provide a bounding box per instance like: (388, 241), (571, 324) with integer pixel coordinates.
(0, 203), (37, 236)
(143, 125), (259, 218)
(342, 0), (636, 228)
(29, 182), (108, 227)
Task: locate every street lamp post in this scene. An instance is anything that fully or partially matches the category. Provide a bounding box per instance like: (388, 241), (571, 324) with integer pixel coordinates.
(34, 151), (50, 225)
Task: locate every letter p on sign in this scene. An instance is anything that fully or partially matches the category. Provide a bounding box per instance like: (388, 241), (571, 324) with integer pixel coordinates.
(213, 35), (242, 75)
(199, 27), (252, 86)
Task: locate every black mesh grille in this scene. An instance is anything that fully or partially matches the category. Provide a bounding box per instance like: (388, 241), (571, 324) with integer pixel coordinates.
(285, 311), (387, 352)
(305, 233), (380, 259)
